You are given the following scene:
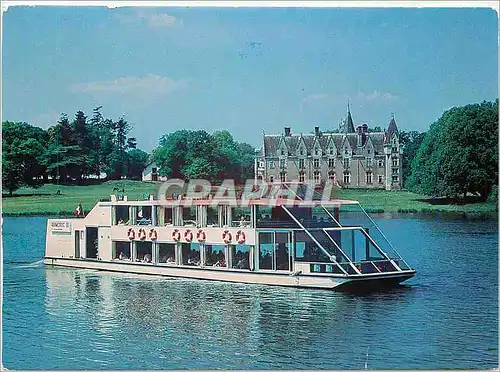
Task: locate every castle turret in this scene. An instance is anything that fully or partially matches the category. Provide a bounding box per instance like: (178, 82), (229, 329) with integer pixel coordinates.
(345, 103), (355, 133)
(386, 113), (399, 140)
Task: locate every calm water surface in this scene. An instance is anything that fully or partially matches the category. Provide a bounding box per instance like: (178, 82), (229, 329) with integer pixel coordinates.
(2, 215), (498, 369)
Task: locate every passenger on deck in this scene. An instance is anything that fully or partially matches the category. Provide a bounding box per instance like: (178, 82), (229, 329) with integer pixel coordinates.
(117, 219), (125, 225)
(119, 252), (128, 260)
(166, 256), (175, 263)
(236, 257), (250, 269)
(142, 254), (152, 263)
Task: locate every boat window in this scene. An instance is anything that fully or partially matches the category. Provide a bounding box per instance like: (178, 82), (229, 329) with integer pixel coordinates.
(158, 243), (176, 264)
(310, 264), (344, 274)
(163, 207), (174, 226)
(332, 228), (384, 263)
(275, 232), (291, 271)
(206, 206), (220, 227)
(258, 232), (274, 270)
(294, 231), (330, 263)
(135, 241), (153, 263)
(205, 244), (226, 267)
(232, 207), (252, 228)
(113, 241), (131, 261)
(182, 243), (201, 266)
(232, 245), (250, 269)
(256, 206), (297, 228)
(115, 206), (130, 225)
(85, 227), (98, 259)
(136, 206), (152, 226)
(182, 207), (197, 227)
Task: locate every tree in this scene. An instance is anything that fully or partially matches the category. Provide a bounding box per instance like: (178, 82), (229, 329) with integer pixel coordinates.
(2, 121), (48, 194)
(407, 100), (498, 200)
(238, 142), (256, 181)
(154, 130), (190, 179)
(71, 110), (94, 181)
(106, 117), (137, 180)
(44, 113), (80, 183)
(399, 130), (426, 184)
(126, 149), (149, 180)
(153, 129), (254, 183)
(211, 130), (240, 180)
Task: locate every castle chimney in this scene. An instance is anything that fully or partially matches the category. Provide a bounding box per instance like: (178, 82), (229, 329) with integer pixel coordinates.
(284, 127), (291, 136)
(362, 123), (368, 133)
(314, 126), (320, 136)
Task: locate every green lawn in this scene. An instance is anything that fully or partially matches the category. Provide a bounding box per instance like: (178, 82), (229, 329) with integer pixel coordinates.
(1, 180), (497, 216)
(2, 181), (158, 216)
(336, 188), (497, 214)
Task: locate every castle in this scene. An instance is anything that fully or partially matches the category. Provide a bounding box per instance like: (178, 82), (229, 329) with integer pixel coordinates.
(255, 106), (403, 190)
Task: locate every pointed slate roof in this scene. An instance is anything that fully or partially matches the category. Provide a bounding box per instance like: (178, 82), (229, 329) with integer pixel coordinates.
(387, 115), (399, 139)
(262, 130), (390, 157)
(345, 105), (355, 133)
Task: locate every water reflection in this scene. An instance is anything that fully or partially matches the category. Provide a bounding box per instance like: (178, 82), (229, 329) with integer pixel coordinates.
(43, 267), (429, 369)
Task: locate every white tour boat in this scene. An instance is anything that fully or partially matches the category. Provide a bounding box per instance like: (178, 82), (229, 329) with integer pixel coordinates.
(44, 183), (415, 291)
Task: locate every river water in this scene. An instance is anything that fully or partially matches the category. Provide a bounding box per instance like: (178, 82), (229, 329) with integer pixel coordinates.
(2, 215), (498, 369)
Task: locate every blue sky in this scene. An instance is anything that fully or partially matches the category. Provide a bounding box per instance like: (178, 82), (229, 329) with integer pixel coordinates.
(2, 6), (498, 151)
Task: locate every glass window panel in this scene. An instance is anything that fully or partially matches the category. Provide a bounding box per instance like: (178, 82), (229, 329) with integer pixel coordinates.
(205, 244), (226, 267)
(136, 241), (153, 263)
(115, 206), (130, 225)
(259, 232), (274, 270)
(158, 243), (176, 263)
(137, 206), (152, 225)
(182, 243), (201, 265)
(232, 245), (250, 269)
(275, 232), (290, 271)
(294, 231), (330, 262)
(114, 241), (131, 260)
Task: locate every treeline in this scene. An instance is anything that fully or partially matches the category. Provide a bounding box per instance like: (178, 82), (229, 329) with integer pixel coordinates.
(407, 99), (498, 201)
(152, 130), (256, 183)
(2, 107), (149, 194)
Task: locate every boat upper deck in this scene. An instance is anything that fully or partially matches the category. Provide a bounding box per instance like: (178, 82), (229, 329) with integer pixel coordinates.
(100, 197), (360, 207)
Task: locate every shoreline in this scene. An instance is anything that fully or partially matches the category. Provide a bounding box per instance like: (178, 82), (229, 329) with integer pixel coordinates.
(2, 181), (497, 220)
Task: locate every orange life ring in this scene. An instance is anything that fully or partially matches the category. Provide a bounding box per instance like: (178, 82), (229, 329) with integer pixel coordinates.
(138, 228), (147, 240)
(236, 230), (246, 244)
(196, 229), (206, 243)
(172, 229), (181, 242)
(184, 229), (193, 242)
(149, 229), (158, 240)
(127, 228), (135, 240)
(222, 230), (232, 244)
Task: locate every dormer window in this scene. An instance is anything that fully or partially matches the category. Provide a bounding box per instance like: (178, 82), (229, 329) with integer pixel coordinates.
(367, 149), (371, 154)
(315, 149), (319, 156)
(300, 149), (304, 156)
(281, 149), (285, 156)
(330, 149), (334, 155)
(344, 148), (348, 155)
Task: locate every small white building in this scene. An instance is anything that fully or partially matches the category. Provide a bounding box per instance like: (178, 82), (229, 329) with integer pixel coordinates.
(142, 162), (167, 182)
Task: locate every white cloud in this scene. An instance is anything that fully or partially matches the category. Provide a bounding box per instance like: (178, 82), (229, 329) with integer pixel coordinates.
(356, 90), (398, 102)
(300, 93), (329, 111)
(115, 9), (183, 29)
(71, 75), (187, 96)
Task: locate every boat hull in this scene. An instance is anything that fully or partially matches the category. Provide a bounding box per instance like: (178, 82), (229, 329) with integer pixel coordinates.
(44, 257), (415, 291)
